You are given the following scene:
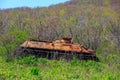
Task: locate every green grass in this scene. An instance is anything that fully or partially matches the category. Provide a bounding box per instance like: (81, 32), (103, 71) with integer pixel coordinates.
(0, 56), (120, 80)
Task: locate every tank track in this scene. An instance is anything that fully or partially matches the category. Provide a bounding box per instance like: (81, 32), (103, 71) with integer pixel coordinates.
(14, 47), (99, 61)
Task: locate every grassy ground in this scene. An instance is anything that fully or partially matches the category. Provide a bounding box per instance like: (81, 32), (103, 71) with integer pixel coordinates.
(0, 55), (120, 80)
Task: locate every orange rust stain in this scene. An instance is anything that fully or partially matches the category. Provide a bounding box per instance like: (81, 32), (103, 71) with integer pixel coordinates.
(20, 38), (95, 55)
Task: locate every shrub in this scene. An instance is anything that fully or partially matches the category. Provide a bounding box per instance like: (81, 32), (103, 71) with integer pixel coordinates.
(0, 26), (29, 60)
(81, 60), (93, 67)
(81, 60), (103, 72)
(39, 58), (48, 65)
(72, 74), (80, 79)
(0, 73), (5, 80)
(105, 74), (115, 80)
(92, 63), (103, 72)
(70, 56), (79, 66)
(17, 56), (38, 65)
(29, 67), (39, 75)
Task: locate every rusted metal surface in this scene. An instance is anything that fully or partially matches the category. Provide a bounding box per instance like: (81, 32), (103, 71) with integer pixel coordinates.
(15, 38), (98, 61)
(20, 38), (95, 55)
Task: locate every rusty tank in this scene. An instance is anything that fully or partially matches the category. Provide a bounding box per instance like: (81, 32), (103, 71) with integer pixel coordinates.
(15, 38), (99, 61)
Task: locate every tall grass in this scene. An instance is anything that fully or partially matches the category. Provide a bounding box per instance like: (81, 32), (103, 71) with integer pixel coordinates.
(0, 55), (120, 80)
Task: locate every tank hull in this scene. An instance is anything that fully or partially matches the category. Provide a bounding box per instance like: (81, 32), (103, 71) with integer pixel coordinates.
(15, 39), (99, 61)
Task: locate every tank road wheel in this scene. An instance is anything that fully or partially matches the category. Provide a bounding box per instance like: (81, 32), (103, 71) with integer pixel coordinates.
(66, 53), (70, 61)
(77, 53), (83, 60)
(53, 51), (58, 59)
(46, 52), (50, 59)
(82, 54), (99, 61)
(49, 51), (53, 59)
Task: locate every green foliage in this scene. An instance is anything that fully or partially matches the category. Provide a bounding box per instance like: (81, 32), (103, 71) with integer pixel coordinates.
(81, 60), (94, 67)
(0, 46), (7, 56)
(0, 55), (120, 80)
(117, 65), (120, 70)
(0, 26), (29, 60)
(29, 67), (39, 75)
(70, 56), (79, 66)
(74, 35), (80, 43)
(39, 58), (48, 65)
(0, 73), (5, 80)
(96, 41), (109, 60)
(17, 56), (38, 65)
(72, 74), (80, 79)
(104, 74), (115, 80)
(81, 61), (103, 72)
(6, 26), (29, 45)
